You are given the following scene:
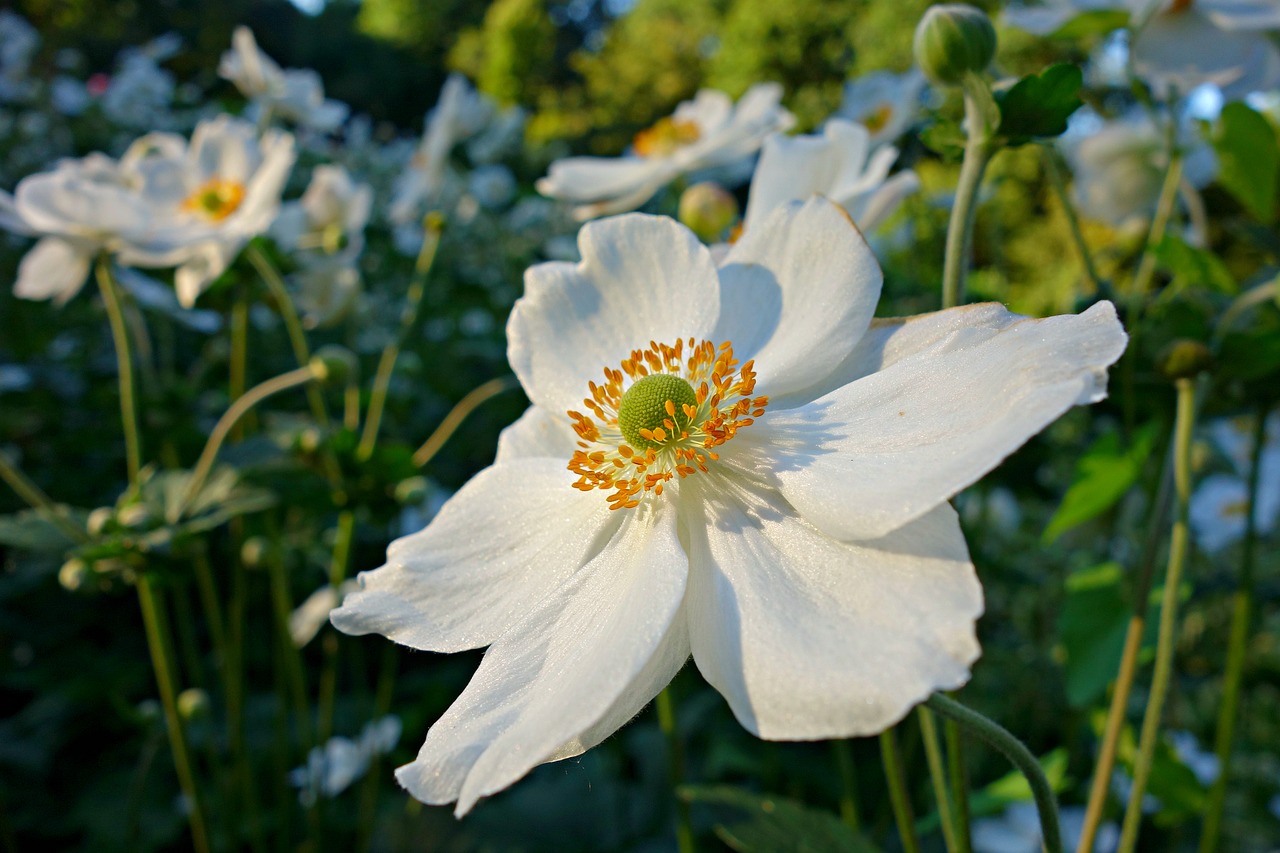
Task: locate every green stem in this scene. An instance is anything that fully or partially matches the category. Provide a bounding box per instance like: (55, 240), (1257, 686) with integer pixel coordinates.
(316, 509), (356, 745)
(137, 576), (211, 853)
(656, 686), (696, 853)
(919, 707), (960, 853)
(832, 740), (861, 831)
(229, 292), (253, 441)
(1041, 144), (1103, 294)
(1200, 404), (1270, 853)
(880, 728), (921, 853)
(1127, 154), (1183, 308)
(357, 217), (443, 461)
(265, 537), (314, 751)
(926, 694), (1061, 853)
(941, 85), (995, 311)
(945, 718), (973, 853)
(0, 452), (87, 542)
(95, 259), (142, 484)
(1117, 377), (1197, 853)
(191, 549), (228, 678)
(411, 376), (519, 467)
(356, 643), (399, 853)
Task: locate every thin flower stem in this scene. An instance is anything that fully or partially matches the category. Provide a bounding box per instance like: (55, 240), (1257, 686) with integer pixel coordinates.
(179, 365), (318, 517)
(95, 259), (143, 484)
(1041, 144), (1103, 295)
(879, 728), (921, 853)
(945, 717), (973, 853)
(411, 376), (519, 467)
(919, 706), (961, 853)
(246, 244), (331, 430)
(941, 86), (995, 311)
(265, 538), (314, 750)
(656, 686), (696, 853)
(316, 509), (356, 745)
(1214, 275), (1279, 343)
(357, 643), (399, 853)
(191, 548), (228, 680)
(136, 576), (211, 853)
(831, 740), (861, 831)
(357, 217), (444, 461)
(926, 694), (1062, 853)
(0, 452), (88, 542)
(225, 523), (267, 853)
(1200, 404), (1270, 853)
(1117, 377), (1198, 853)
(229, 292), (251, 441)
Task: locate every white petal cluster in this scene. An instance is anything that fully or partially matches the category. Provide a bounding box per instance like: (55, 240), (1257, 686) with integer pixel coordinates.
(537, 83), (795, 220)
(332, 199), (1127, 814)
(1189, 413), (1280, 553)
(834, 69), (928, 147)
(218, 27), (348, 132)
(289, 716), (402, 806)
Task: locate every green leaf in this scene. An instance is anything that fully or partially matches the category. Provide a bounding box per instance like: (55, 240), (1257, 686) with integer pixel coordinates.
(920, 120), (967, 161)
(996, 64), (1084, 145)
(0, 508), (85, 553)
(1152, 235), (1238, 296)
(1043, 424), (1158, 543)
(680, 786), (883, 853)
(981, 748), (1071, 802)
(1213, 101), (1279, 223)
(1058, 563), (1132, 707)
(1048, 9), (1131, 39)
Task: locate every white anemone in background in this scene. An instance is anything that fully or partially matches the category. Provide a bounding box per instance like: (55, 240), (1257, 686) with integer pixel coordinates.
(1063, 109), (1216, 239)
(331, 198), (1127, 814)
(218, 26), (348, 132)
(0, 10), (40, 103)
(272, 164), (372, 262)
(1004, 0), (1280, 99)
(1189, 413), (1280, 553)
(973, 802), (1119, 853)
(290, 716), (402, 806)
(536, 83), (795, 220)
(118, 115), (296, 306)
(389, 74), (494, 226)
(741, 119), (919, 237)
(833, 69), (928, 146)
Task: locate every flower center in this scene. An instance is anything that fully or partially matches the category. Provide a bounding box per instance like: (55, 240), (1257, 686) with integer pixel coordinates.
(567, 339), (768, 510)
(864, 103), (895, 133)
(182, 178), (246, 221)
(1167, 0), (1193, 12)
(633, 118), (702, 158)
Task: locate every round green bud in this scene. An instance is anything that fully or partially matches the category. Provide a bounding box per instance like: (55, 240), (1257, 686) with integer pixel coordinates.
(310, 345), (357, 386)
(617, 374), (698, 451)
(1157, 339), (1213, 381)
(678, 182), (740, 243)
(116, 503), (151, 529)
(240, 536), (270, 569)
(59, 558), (89, 592)
(395, 476), (429, 506)
(87, 507), (114, 536)
(914, 4), (997, 85)
(177, 688), (210, 720)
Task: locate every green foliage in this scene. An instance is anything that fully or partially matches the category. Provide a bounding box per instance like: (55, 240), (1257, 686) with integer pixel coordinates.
(681, 785), (883, 853)
(450, 0), (557, 108)
(1043, 424), (1158, 543)
(1058, 563), (1135, 708)
(1152, 235), (1238, 296)
(1212, 102), (1280, 223)
(995, 64), (1083, 145)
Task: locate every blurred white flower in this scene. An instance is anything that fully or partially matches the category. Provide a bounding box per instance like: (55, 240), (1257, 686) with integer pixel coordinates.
(467, 104), (527, 164)
(50, 76), (91, 116)
(101, 42), (177, 130)
(1005, 0), (1280, 99)
(467, 164), (517, 210)
(1168, 730), (1220, 785)
(291, 262), (362, 329)
(741, 119), (919, 238)
(1190, 413), (1280, 553)
(0, 11), (39, 103)
(390, 74), (493, 225)
(973, 802), (1118, 853)
(332, 199), (1126, 814)
(219, 27), (348, 131)
(289, 579), (360, 647)
(0, 364), (33, 394)
(272, 164), (372, 262)
(537, 83), (795, 220)
(833, 69), (927, 146)
(289, 715), (401, 806)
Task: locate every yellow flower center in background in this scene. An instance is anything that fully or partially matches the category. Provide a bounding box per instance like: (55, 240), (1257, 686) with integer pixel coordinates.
(568, 339), (768, 510)
(633, 118), (702, 158)
(1168, 0), (1193, 12)
(182, 178), (247, 221)
(864, 103), (895, 134)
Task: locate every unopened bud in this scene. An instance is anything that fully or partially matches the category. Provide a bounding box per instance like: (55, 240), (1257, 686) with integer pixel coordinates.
(914, 4), (997, 85)
(395, 476), (429, 506)
(1158, 339), (1212, 381)
(59, 558), (89, 591)
(240, 536), (269, 569)
(310, 345), (357, 386)
(177, 688), (210, 720)
(87, 507), (114, 536)
(678, 182), (740, 243)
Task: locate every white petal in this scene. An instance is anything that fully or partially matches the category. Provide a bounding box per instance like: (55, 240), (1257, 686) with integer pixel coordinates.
(716, 198), (881, 405)
(1202, 0), (1280, 31)
(395, 505), (688, 815)
(848, 168), (920, 234)
(683, 481), (981, 739)
(14, 237), (93, 303)
(508, 214), (720, 417)
(766, 301), (1127, 541)
(536, 156), (672, 205)
(331, 458), (618, 653)
(1001, 6), (1078, 35)
(1134, 11), (1280, 99)
(743, 121), (871, 230)
(494, 404), (582, 463)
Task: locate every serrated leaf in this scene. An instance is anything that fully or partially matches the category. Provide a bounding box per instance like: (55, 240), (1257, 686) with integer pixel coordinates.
(1213, 101), (1278, 223)
(1043, 424), (1158, 543)
(0, 507), (85, 553)
(996, 64), (1084, 145)
(1152, 235), (1238, 295)
(681, 786), (883, 853)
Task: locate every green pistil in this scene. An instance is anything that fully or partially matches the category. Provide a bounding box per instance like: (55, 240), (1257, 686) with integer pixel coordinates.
(618, 373), (697, 450)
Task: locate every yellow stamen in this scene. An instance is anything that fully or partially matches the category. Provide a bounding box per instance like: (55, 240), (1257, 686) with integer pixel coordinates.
(182, 178), (246, 221)
(632, 117), (702, 158)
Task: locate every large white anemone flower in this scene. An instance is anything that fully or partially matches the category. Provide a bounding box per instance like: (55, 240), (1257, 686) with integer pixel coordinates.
(218, 27), (348, 131)
(833, 69), (928, 147)
(536, 83), (795, 220)
(1005, 0), (1280, 99)
(742, 119), (919, 237)
(332, 198), (1127, 815)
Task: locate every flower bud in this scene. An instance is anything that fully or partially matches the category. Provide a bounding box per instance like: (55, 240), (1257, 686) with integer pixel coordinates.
(1158, 339), (1212, 381)
(240, 536), (269, 569)
(678, 182), (740, 243)
(395, 476), (429, 506)
(914, 4), (997, 85)
(59, 557), (89, 591)
(177, 688), (210, 720)
(87, 507), (114, 536)
(310, 345), (357, 387)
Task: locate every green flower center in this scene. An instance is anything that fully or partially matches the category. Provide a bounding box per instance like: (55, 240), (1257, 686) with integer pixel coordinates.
(617, 373), (698, 450)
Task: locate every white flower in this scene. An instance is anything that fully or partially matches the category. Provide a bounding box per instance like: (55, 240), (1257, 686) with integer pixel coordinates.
(101, 43), (177, 130)
(973, 802), (1118, 853)
(389, 74), (493, 225)
(290, 716), (402, 806)
(291, 262), (361, 329)
(272, 164), (372, 262)
(833, 69), (928, 146)
(0, 11), (39, 103)
(289, 579), (360, 647)
(1189, 413), (1280, 553)
(467, 164), (517, 210)
(218, 27), (348, 131)
(741, 119), (919, 237)
(1063, 108), (1215, 235)
(1004, 0), (1280, 99)
(331, 198), (1127, 814)
(537, 83), (795, 220)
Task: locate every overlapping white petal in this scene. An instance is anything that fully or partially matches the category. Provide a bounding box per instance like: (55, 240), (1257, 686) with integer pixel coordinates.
(834, 70), (927, 146)
(219, 27), (348, 131)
